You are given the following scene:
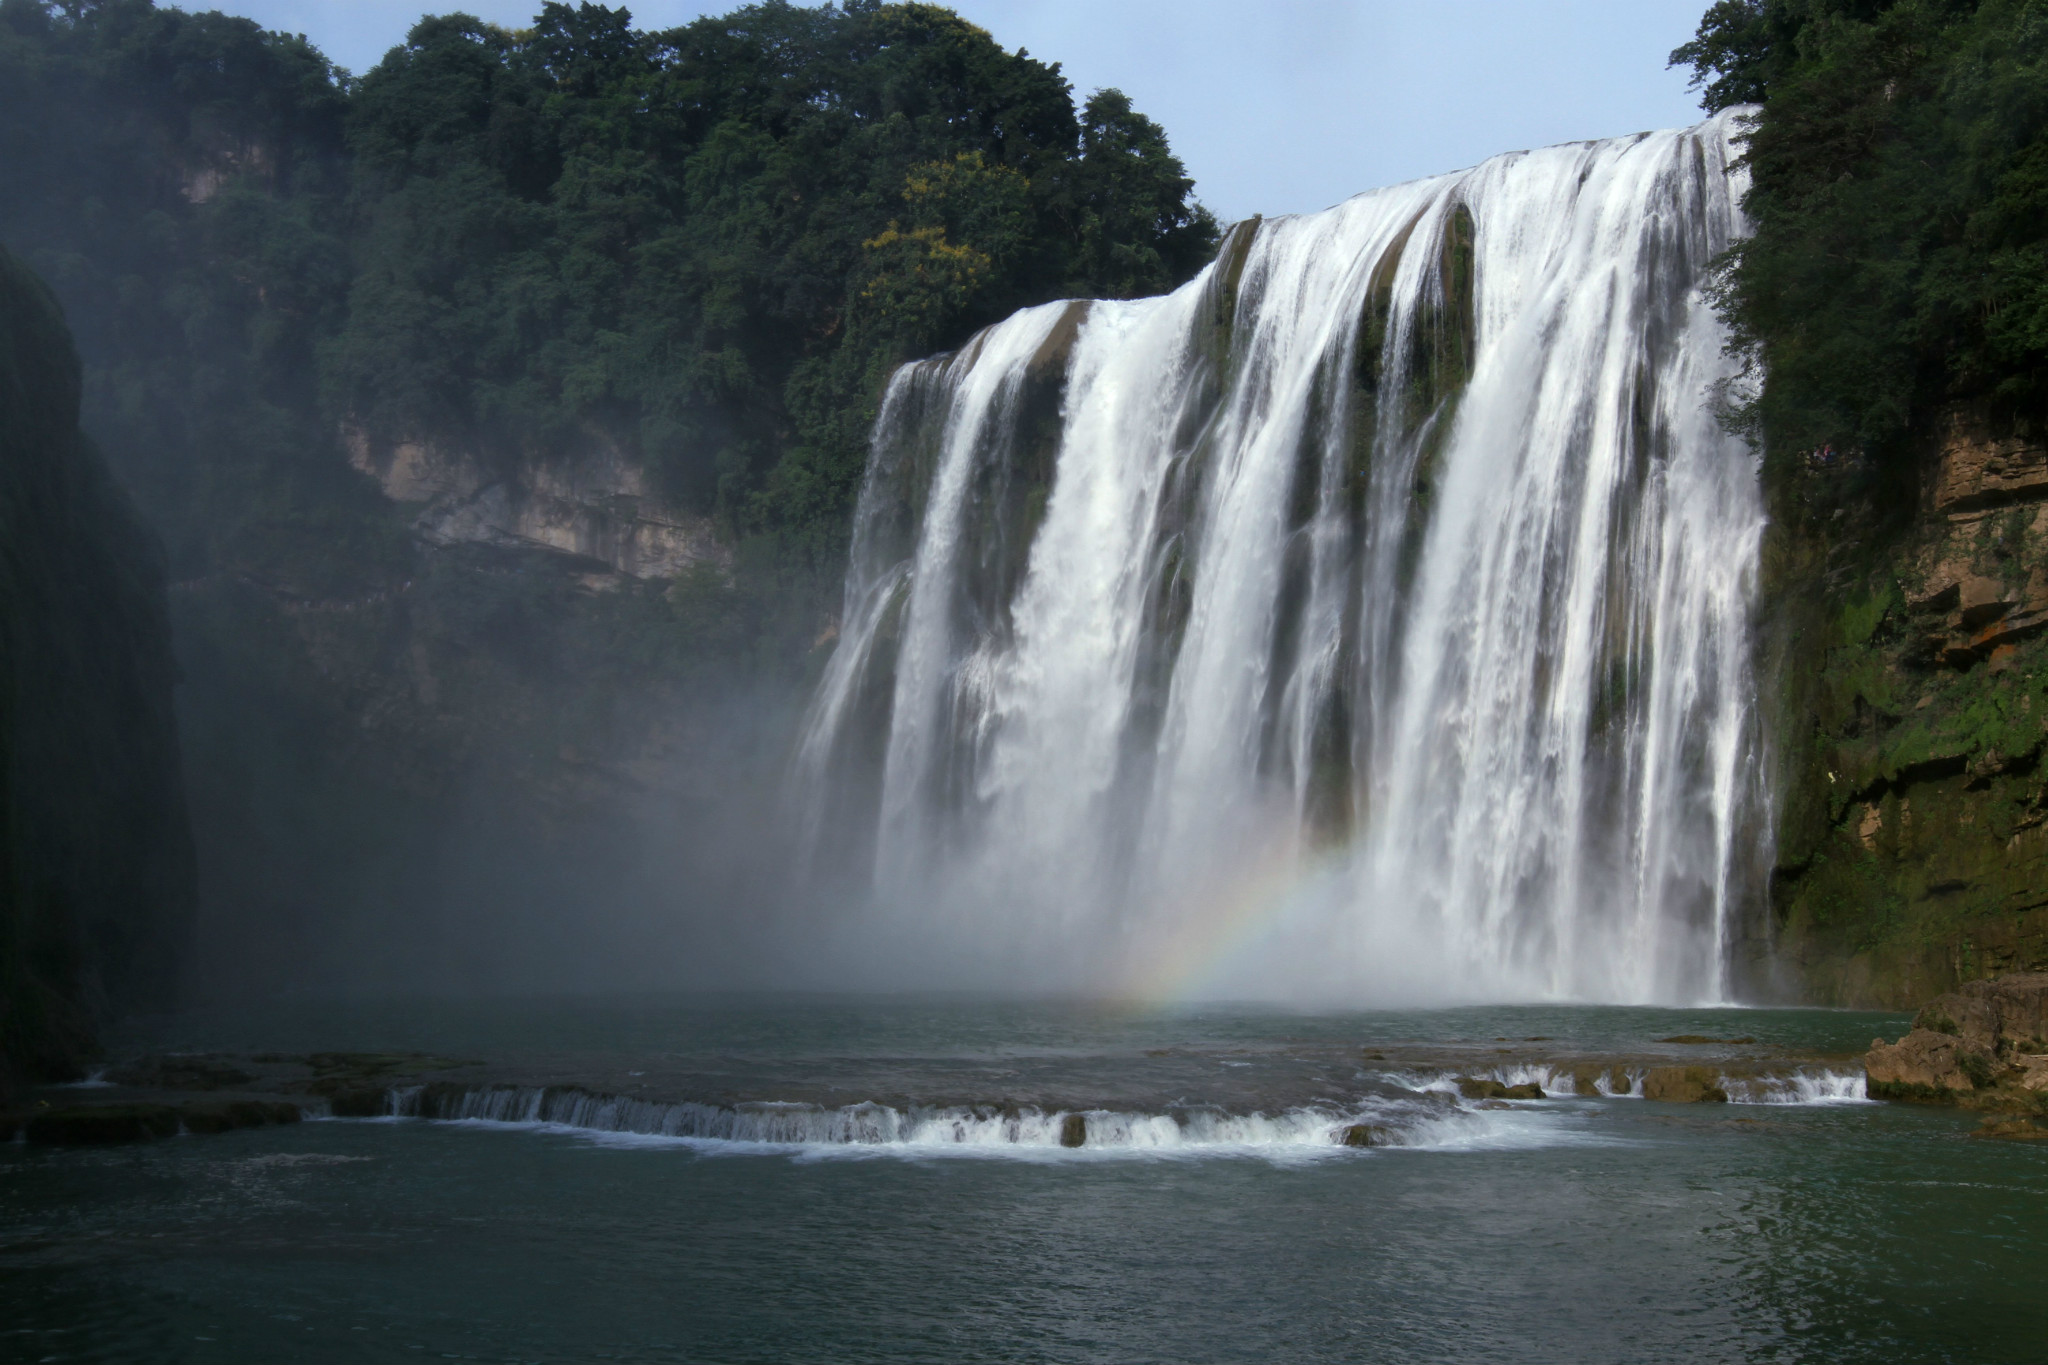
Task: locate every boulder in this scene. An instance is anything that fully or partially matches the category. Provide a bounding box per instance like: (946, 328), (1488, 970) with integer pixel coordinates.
(1864, 1029), (1988, 1097)
(1454, 1076), (1509, 1099)
(1058, 1113), (1086, 1148)
(1641, 1067), (1728, 1103)
(1501, 1083), (1545, 1100)
(1337, 1123), (1391, 1148)
(1910, 972), (2048, 1054)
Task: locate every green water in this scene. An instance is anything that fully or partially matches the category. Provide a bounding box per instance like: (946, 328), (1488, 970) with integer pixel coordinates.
(4, 998), (2044, 1363)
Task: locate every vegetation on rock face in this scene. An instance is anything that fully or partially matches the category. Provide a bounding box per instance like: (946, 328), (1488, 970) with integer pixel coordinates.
(0, 244), (193, 1085)
(1677, 0), (2048, 1003)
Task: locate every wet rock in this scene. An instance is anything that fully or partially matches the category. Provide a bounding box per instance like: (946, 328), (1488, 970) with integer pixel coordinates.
(106, 1056), (255, 1091)
(25, 1104), (182, 1145)
(1910, 972), (2048, 1053)
(1338, 1123), (1391, 1147)
(1569, 1067), (1603, 1096)
(1453, 1076), (1509, 1099)
(1058, 1113), (1087, 1148)
(1641, 1067), (1728, 1103)
(1970, 1116), (2048, 1141)
(1658, 1035), (1719, 1045)
(1864, 1029), (1985, 1097)
(1868, 973), (2048, 1101)
(180, 1100), (301, 1134)
(325, 1088), (391, 1118)
(1501, 1083), (1546, 1100)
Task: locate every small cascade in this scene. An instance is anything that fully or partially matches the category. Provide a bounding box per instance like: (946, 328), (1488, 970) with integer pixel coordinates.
(795, 110), (1764, 1004)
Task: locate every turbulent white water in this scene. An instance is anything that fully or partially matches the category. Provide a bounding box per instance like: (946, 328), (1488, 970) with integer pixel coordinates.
(796, 111), (1764, 1004)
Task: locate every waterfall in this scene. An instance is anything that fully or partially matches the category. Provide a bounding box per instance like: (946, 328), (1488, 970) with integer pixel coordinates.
(794, 110), (1763, 1005)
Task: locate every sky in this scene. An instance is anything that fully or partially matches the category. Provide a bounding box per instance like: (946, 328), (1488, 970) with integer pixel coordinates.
(217, 0), (1714, 223)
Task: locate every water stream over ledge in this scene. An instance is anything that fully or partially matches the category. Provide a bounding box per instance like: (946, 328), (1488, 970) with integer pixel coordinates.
(794, 110), (1764, 1005)
(10, 996), (2048, 1363)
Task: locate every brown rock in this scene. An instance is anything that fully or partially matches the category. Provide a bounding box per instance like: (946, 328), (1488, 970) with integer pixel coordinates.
(1641, 1066), (1728, 1103)
(1501, 1083), (1545, 1100)
(1932, 419), (2048, 515)
(1911, 972), (2048, 1053)
(1454, 1076), (1509, 1099)
(1058, 1113), (1087, 1148)
(1338, 1123), (1391, 1148)
(1864, 1029), (1982, 1096)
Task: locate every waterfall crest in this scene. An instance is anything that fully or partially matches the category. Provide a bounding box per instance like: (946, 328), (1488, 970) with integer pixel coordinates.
(794, 111), (1764, 1005)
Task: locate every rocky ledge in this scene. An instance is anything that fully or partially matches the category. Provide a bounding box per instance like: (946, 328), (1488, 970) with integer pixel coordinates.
(1865, 971), (2048, 1136)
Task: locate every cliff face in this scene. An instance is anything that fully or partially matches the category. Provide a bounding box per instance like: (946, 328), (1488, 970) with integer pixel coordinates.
(0, 245), (193, 1084)
(342, 426), (729, 584)
(1757, 419), (2048, 1007)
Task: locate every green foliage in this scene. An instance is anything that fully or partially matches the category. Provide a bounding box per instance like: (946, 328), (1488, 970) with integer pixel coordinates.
(0, 0), (1218, 582)
(1673, 0), (2048, 474)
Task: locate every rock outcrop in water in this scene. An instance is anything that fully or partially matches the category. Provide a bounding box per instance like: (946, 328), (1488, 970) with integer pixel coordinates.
(1865, 973), (2048, 1106)
(0, 245), (192, 1087)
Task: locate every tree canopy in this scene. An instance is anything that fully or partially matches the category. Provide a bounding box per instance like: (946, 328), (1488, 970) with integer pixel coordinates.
(1673, 0), (2048, 475)
(0, 0), (1219, 577)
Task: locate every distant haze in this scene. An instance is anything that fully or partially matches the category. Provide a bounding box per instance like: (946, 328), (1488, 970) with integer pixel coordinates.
(213, 0), (1710, 222)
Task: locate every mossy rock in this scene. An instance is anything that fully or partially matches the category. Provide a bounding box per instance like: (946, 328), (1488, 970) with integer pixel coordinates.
(106, 1056), (256, 1091)
(325, 1087), (391, 1117)
(1058, 1113), (1086, 1148)
(1454, 1076), (1509, 1099)
(25, 1104), (182, 1145)
(1338, 1122), (1392, 1147)
(1641, 1067), (1729, 1103)
(180, 1100), (301, 1134)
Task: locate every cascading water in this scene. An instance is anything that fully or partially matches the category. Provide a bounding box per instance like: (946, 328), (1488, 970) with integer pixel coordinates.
(795, 110), (1765, 1005)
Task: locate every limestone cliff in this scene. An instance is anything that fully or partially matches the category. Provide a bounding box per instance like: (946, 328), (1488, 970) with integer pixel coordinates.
(0, 245), (193, 1085)
(1757, 419), (2048, 1006)
(343, 426), (728, 584)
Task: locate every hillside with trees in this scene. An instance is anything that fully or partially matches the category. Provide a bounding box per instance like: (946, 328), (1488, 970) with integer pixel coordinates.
(0, 0), (1218, 997)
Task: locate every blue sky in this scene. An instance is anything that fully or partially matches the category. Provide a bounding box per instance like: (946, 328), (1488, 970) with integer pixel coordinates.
(217, 0), (1713, 223)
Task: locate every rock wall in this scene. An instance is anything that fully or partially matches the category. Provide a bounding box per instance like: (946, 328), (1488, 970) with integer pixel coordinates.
(344, 427), (727, 584)
(1756, 418), (2048, 1006)
(0, 245), (193, 1086)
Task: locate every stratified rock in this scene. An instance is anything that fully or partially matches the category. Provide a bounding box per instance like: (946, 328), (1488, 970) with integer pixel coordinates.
(1931, 418), (2048, 514)
(1641, 1067), (1728, 1103)
(1338, 1123), (1391, 1147)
